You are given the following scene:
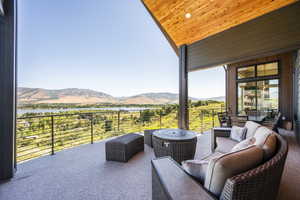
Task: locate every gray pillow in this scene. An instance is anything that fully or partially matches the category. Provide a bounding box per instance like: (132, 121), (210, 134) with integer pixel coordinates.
(230, 126), (247, 142)
(182, 160), (209, 183)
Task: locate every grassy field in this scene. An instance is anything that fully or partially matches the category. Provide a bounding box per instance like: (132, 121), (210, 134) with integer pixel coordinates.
(16, 101), (224, 162)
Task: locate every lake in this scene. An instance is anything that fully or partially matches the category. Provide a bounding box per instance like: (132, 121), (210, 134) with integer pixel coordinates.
(17, 107), (157, 115)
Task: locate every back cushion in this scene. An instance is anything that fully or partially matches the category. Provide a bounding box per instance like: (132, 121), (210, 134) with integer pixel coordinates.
(253, 127), (277, 160)
(245, 121), (261, 138)
(231, 137), (256, 152)
(204, 146), (264, 197)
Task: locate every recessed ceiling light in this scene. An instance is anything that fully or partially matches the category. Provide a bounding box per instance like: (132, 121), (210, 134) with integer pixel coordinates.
(185, 13), (192, 19)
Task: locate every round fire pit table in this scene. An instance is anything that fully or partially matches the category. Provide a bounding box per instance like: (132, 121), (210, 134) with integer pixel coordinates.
(153, 129), (197, 164)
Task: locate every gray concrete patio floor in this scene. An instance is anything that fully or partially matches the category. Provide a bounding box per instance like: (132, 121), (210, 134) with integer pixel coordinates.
(0, 133), (211, 200)
(1, 130), (300, 200)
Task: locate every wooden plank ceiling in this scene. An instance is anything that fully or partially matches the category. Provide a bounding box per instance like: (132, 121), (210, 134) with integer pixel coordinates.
(142, 0), (298, 48)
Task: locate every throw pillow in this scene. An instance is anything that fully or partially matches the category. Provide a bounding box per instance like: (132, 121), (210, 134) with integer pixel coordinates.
(230, 126), (247, 142)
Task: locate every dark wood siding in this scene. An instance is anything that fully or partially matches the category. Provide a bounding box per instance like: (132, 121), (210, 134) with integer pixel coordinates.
(0, 0), (17, 179)
(187, 1), (300, 72)
(227, 52), (294, 121)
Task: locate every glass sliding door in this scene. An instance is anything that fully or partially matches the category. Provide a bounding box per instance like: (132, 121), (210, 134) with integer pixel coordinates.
(236, 61), (279, 116)
(257, 79), (279, 113)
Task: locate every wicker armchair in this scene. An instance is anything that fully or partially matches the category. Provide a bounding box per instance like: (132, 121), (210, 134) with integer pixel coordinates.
(152, 133), (288, 200)
(217, 112), (232, 127)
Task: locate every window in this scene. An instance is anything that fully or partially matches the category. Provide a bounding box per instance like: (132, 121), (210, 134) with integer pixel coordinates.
(237, 66), (255, 79)
(237, 62), (279, 115)
(257, 62), (278, 77)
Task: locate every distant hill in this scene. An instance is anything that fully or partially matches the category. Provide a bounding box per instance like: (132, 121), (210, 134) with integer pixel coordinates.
(18, 87), (223, 105)
(200, 96), (225, 102)
(18, 88), (116, 104)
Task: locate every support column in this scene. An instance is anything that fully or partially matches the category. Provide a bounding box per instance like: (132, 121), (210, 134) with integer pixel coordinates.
(178, 45), (189, 129)
(0, 0), (17, 180)
(223, 65), (228, 113)
(294, 50), (300, 144)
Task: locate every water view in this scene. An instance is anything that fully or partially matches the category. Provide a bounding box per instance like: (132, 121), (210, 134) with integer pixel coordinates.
(17, 107), (156, 115)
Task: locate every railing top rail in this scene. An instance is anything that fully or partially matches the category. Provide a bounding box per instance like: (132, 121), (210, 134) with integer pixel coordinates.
(17, 109), (162, 120)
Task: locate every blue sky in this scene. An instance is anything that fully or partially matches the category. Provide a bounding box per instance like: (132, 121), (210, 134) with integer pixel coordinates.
(17, 0), (225, 98)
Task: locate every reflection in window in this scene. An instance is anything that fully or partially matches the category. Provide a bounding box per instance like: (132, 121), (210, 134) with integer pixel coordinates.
(237, 80), (279, 115)
(257, 62), (278, 77)
(257, 79), (279, 112)
(237, 66), (255, 79)
(238, 82), (257, 115)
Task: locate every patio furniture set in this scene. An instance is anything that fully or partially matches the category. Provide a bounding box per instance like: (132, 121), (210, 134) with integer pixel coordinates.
(105, 128), (198, 163)
(105, 116), (288, 200)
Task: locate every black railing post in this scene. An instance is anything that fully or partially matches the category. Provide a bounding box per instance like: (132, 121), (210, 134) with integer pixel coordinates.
(201, 111), (204, 133)
(140, 111), (143, 131)
(51, 116), (55, 155)
(212, 109), (215, 128)
(117, 111), (120, 131)
(159, 110), (162, 129)
(91, 114), (94, 144)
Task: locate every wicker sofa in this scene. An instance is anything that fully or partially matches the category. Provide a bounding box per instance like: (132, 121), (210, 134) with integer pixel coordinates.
(151, 123), (288, 200)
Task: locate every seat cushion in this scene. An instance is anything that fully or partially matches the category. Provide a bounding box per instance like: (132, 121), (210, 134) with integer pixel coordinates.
(245, 121), (261, 138)
(204, 146), (264, 197)
(216, 137), (238, 153)
(182, 152), (225, 183)
(253, 126), (277, 160)
(230, 126), (247, 142)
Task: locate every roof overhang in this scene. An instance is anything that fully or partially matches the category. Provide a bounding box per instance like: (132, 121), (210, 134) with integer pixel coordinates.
(142, 0), (298, 53)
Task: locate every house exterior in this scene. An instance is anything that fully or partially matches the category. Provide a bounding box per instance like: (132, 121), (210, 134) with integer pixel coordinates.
(143, 0), (300, 138)
(1, 0), (300, 189)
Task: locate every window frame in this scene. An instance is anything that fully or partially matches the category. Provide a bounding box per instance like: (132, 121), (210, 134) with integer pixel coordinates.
(235, 61), (281, 116)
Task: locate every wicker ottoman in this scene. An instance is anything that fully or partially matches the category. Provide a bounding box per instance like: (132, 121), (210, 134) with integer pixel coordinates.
(105, 133), (144, 162)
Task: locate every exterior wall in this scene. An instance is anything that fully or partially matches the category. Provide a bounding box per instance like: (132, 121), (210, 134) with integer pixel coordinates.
(186, 2), (300, 72)
(227, 52), (294, 121)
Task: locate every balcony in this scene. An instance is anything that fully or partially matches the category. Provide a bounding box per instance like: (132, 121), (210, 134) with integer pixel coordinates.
(1, 129), (300, 200)
(1, 132), (212, 200)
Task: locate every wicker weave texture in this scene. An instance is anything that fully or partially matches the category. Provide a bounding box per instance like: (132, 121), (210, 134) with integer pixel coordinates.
(105, 133), (144, 162)
(144, 129), (159, 148)
(220, 133), (288, 200)
(152, 135), (197, 163)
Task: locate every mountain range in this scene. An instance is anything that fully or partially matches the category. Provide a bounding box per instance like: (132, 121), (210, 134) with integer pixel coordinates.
(18, 87), (224, 105)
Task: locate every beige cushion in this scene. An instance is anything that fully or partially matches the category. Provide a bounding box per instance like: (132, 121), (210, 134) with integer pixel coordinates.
(204, 146), (264, 197)
(231, 137), (256, 152)
(182, 152), (224, 183)
(216, 137), (238, 153)
(245, 121), (261, 138)
(230, 126), (247, 142)
(253, 126), (277, 160)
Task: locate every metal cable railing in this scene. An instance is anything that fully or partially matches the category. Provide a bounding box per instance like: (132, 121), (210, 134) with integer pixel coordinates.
(16, 105), (224, 163)
(16, 109), (166, 162)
